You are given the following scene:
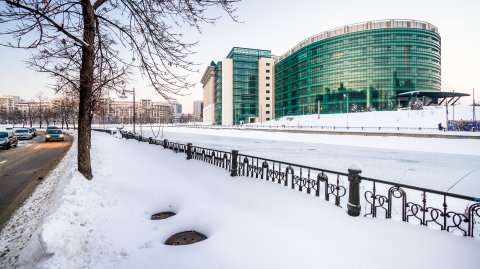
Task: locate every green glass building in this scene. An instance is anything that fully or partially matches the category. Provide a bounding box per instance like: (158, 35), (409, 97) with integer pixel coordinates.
(274, 19), (441, 116)
(204, 47), (274, 125)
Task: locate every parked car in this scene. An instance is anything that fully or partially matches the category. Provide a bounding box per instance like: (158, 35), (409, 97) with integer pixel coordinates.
(0, 130), (18, 149)
(45, 129), (64, 142)
(0, 124), (13, 131)
(29, 128), (37, 137)
(14, 128), (33, 140)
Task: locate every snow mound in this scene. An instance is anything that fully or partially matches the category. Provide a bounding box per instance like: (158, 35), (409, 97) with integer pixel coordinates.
(257, 105), (479, 129)
(17, 164), (119, 269)
(0, 137), (77, 268)
(349, 161), (363, 171)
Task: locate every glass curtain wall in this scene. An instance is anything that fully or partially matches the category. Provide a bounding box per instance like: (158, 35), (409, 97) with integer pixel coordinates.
(274, 28), (441, 116)
(227, 47), (271, 124)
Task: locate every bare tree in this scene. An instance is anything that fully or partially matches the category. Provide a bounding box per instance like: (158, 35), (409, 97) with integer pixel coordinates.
(1, 0), (239, 179)
(10, 108), (23, 126)
(57, 93), (77, 129)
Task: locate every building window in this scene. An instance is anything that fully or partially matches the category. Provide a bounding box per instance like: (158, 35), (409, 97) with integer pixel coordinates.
(266, 104), (270, 107)
(266, 83), (270, 87)
(266, 90), (270, 93)
(266, 76), (270, 80)
(266, 63), (270, 66)
(266, 97), (270, 100)
(266, 118), (270, 121)
(266, 111), (270, 114)
(266, 70), (270, 73)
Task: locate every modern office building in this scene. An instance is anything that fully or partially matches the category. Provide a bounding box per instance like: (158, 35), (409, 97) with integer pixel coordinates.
(275, 19), (441, 116)
(201, 20), (445, 123)
(201, 47), (275, 125)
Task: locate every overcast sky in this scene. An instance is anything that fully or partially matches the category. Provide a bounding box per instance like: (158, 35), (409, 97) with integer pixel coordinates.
(0, 0), (479, 113)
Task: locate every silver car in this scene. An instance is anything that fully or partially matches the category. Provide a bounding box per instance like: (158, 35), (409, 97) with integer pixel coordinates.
(14, 128), (33, 140)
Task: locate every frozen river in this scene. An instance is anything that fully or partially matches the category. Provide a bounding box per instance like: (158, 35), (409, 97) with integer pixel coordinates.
(131, 126), (480, 197)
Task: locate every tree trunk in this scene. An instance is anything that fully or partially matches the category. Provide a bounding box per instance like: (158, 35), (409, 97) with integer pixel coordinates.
(78, 1), (95, 180)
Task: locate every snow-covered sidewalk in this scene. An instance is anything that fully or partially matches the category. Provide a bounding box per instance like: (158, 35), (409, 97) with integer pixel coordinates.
(6, 132), (480, 268)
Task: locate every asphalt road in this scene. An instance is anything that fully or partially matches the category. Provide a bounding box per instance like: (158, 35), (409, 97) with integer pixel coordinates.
(0, 132), (73, 229)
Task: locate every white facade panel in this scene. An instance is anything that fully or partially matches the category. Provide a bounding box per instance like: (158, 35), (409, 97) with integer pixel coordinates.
(257, 58), (275, 122)
(221, 58), (234, 125)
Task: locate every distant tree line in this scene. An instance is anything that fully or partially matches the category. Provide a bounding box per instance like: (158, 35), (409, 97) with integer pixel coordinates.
(0, 94), (78, 129)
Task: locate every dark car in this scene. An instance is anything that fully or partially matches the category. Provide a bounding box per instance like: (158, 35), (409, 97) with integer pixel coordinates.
(0, 131), (18, 149)
(45, 129), (64, 142)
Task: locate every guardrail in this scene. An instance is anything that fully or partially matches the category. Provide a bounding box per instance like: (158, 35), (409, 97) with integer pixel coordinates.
(170, 124), (441, 132)
(95, 129), (480, 239)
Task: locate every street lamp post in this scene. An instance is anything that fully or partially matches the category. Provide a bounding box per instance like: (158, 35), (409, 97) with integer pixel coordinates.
(343, 93), (349, 128)
(317, 99), (320, 119)
(120, 88), (136, 134)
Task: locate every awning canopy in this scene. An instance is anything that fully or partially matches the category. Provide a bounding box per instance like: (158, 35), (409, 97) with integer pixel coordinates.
(397, 90), (470, 106)
(397, 90), (470, 98)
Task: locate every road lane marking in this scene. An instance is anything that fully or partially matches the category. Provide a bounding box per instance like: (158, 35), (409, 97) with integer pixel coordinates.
(0, 160), (7, 164)
(34, 145), (41, 149)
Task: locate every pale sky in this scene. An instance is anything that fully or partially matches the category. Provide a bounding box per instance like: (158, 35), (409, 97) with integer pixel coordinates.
(0, 0), (479, 113)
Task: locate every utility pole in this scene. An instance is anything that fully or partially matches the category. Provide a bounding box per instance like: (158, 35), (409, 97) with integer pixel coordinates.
(474, 88), (476, 122)
(121, 87), (136, 133)
(445, 97), (448, 132)
(452, 91), (455, 122)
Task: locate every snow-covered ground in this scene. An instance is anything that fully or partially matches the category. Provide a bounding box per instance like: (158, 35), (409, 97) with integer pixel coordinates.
(124, 126), (480, 197)
(249, 105), (479, 130)
(175, 105), (480, 135)
(1, 132), (478, 269)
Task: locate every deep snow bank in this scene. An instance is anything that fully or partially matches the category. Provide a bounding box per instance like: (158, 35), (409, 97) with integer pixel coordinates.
(10, 132), (479, 269)
(16, 145), (119, 269)
(256, 105), (479, 129)
(0, 136), (77, 268)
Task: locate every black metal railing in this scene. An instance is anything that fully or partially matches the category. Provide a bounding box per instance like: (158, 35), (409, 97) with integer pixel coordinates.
(101, 129), (480, 239)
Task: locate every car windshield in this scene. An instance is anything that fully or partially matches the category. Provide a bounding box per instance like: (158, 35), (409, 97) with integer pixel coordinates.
(47, 129), (62, 134)
(47, 127), (59, 129)
(15, 129), (28, 133)
(0, 132), (7, 138)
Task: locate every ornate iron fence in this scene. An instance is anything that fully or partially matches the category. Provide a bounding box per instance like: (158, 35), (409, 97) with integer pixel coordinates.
(107, 129), (480, 238)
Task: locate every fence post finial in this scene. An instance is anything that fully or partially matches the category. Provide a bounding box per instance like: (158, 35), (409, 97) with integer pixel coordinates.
(347, 162), (362, 217)
(230, 149), (239, 177)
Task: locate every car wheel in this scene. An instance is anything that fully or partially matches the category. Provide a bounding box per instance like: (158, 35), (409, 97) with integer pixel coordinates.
(6, 143), (10, 150)
(45, 139), (49, 142)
